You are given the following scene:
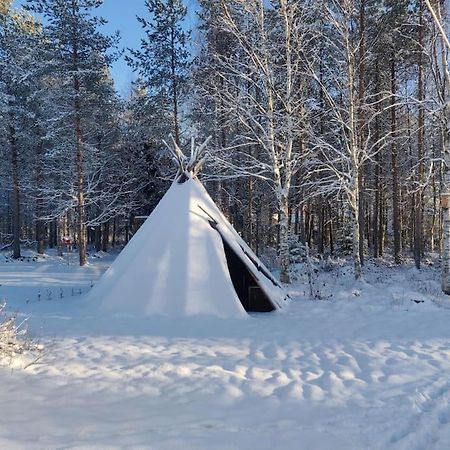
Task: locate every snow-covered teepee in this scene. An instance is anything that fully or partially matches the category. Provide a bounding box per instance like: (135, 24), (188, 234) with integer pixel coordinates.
(87, 137), (288, 318)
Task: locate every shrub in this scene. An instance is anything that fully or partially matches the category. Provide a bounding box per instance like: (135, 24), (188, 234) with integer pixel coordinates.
(0, 303), (42, 367)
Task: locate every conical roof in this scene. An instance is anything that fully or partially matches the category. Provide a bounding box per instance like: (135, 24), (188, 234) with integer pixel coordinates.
(87, 175), (287, 318)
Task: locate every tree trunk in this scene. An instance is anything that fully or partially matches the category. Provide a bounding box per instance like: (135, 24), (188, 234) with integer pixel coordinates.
(278, 191), (291, 283)
(358, 0), (366, 266)
(414, 0), (425, 269)
(379, 192), (385, 256)
(247, 176), (254, 248)
(373, 123), (380, 258)
(95, 225), (101, 252)
(112, 217), (117, 248)
(57, 217), (63, 257)
(299, 202), (306, 244)
(431, 157), (438, 252)
(72, 1), (87, 267)
(102, 221), (109, 253)
(328, 203), (334, 254)
(351, 197), (362, 279)
(35, 140), (45, 255)
(36, 221), (45, 256)
(9, 123), (21, 259)
(75, 83), (86, 266)
(255, 201), (261, 256)
(317, 197), (325, 255)
(391, 56), (401, 264)
(170, 24), (180, 145)
(49, 220), (56, 249)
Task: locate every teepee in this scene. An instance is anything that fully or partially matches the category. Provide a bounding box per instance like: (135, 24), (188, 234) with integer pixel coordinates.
(87, 137), (288, 318)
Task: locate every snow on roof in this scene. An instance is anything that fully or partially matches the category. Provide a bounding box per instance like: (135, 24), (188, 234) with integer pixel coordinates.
(191, 178), (288, 310)
(87, 175), (287, 319)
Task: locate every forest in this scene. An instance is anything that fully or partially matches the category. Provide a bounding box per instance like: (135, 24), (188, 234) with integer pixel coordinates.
(1, 0), (450, 287)
(4, 1), (450, 447)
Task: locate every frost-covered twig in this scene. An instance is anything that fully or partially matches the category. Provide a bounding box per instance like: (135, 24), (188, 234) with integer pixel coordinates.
(0, 303), (42, 367)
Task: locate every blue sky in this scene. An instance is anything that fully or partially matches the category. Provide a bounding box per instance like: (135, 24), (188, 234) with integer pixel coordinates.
(13, 0), (199, 97)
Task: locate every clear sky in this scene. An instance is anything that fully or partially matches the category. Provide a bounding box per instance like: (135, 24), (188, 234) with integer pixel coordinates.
(13, 0), (199, 97)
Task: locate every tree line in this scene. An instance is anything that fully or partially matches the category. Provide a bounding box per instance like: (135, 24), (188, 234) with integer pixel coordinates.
(1, 0), (450, 289)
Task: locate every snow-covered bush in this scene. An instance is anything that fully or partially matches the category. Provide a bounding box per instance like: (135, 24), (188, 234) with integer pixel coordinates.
(0, 303), (42, 366)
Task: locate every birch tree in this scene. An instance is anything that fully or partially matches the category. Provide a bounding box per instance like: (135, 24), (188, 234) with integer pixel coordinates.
(198, 0), (317, 283)
(304, 0), (401, 278)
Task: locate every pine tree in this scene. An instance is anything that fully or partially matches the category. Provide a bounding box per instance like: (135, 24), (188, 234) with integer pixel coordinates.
(25, 0), (118, 266)
(0, 4), (44, 258)
(126, 0), (189, 146)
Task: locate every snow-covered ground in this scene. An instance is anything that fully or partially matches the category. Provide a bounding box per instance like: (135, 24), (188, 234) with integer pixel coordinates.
(1, 250), (450, 449)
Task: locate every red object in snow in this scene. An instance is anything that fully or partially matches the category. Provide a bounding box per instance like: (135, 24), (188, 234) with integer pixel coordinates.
(61, 236), (73, 246)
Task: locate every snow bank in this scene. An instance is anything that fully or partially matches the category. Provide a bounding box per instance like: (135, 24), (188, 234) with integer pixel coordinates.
(2, 253), (450, 449)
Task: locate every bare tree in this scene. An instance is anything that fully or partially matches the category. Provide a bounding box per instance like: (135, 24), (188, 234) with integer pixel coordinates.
(199, 0), (317, 283)
(305, 0), (398, 279)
